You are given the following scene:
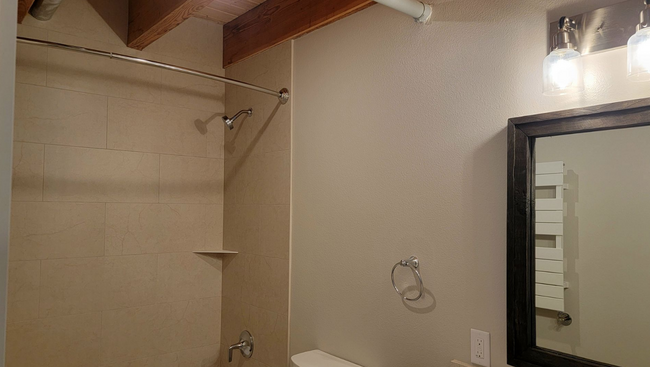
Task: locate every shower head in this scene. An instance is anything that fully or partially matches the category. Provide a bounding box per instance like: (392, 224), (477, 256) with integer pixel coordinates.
(223, 108), (253, 130)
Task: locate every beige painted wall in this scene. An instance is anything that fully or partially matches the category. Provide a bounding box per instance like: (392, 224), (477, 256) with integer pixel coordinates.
(535, 126), (650, 367)
(8, 1), (225, 366)
(0, 0), (18, 364)
(290, 1), (650, 366)
(221, 41), (292, 367)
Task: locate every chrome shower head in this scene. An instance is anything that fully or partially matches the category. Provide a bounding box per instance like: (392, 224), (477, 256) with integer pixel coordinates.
(223, 108), (253, 130)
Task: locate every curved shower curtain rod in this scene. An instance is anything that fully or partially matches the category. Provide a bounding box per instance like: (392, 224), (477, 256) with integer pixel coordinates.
(16, 36), (290, 105)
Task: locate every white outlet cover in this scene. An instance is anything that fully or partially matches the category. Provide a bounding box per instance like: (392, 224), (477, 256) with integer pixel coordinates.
(471, 329), (490, 367)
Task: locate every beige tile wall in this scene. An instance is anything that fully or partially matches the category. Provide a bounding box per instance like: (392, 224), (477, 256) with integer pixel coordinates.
(220, 41), (292, 367)
(9, 1), (225, 366)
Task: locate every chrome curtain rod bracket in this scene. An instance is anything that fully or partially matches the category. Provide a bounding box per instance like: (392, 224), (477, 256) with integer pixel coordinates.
(278, 88), (290, 105)
(16, 37), (290, 104)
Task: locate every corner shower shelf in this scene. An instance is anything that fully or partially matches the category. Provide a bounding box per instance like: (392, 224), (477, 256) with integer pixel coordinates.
(193, 250), (239, 255)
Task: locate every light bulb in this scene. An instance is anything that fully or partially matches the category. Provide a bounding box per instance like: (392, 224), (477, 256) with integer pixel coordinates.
(550, 59), (577, 89)
(628, 19), (650, 81)
(543, 17), (583, 95)
(543, 48), (584, 95)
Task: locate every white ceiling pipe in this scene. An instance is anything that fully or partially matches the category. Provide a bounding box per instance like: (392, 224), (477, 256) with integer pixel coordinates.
(374, 0), (432, 23)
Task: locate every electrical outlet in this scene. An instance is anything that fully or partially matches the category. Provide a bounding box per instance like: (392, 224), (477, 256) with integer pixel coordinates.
(471, 329), (490, 367)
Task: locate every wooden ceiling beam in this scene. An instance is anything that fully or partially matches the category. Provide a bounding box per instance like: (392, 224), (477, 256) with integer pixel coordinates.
(17, 0), (36, 23)
(128, 0), (213, 50)
(223, 0), (375, 67)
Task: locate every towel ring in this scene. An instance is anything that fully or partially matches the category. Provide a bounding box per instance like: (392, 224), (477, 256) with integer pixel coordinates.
(391, 256), (424, 301)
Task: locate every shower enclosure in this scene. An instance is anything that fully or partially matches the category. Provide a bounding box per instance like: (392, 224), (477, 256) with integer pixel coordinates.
(6, 2), (292, 366)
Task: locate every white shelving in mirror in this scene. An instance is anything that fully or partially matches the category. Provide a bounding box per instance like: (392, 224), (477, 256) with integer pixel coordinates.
(534, 161), (566, 312)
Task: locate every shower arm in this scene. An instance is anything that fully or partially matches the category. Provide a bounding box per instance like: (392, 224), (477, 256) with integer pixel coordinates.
(229, 109), (253, 121)
(16, 36), (290, 105)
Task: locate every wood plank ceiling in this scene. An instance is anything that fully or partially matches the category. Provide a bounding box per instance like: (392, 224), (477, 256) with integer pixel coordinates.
(223, 0), (373, 66)
(128, 0), (214, 50)
(17, 0), (36, 23)
(192, 0), (265, 24)
(17, 0), (376, 68)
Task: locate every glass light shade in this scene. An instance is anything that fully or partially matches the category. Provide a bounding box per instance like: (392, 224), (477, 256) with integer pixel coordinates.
(627, 27), (650, 81)
(543, 48), (584, 95)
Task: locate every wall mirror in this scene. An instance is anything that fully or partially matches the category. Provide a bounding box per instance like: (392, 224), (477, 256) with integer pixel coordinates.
(507, 98), (650, 367)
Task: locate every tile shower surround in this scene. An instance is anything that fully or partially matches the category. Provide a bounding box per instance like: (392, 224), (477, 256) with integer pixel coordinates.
(9, 0), (225, 365)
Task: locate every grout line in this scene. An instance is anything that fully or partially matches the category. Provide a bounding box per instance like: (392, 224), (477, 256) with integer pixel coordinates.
(158, 154), (161, 204)
(44, 32), (49, 87)
(17, 295), (223, 324)
(99, 306), (104, 349)
(41, 143), (45, 201)
(13, 200), (223, 206)
(105, 97), (109, 149)
(37, 259), (42, 320)
(256, 203), (262, 254)
(102, 203), (107, 257)
(17, 249), (221, 262)
(13, 140), (224, 160)
(15, 79), (225, 116)
(13, 127), (290, 159)
(154, 252), (160, 303)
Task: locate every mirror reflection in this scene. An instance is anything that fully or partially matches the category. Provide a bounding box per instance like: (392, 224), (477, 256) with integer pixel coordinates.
(534, 125), (650, 367)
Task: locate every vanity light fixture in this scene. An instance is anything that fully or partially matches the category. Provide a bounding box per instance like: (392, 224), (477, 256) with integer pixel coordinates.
(628, 0), (650, 81)
(543, 0), (650, 95)
(543, 17), (584, 95)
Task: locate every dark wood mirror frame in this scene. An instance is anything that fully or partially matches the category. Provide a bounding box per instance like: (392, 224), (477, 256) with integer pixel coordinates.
(507, 98), (650, 367)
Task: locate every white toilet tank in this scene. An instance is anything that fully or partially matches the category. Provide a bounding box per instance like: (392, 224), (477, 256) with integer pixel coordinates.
(291, 350), (363, 367)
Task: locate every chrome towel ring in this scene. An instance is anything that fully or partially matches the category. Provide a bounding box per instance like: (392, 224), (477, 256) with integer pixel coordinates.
(391, 256), (424, 301)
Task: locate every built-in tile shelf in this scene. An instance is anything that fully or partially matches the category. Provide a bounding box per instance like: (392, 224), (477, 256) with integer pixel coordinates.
(193, 250), (239, 255)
